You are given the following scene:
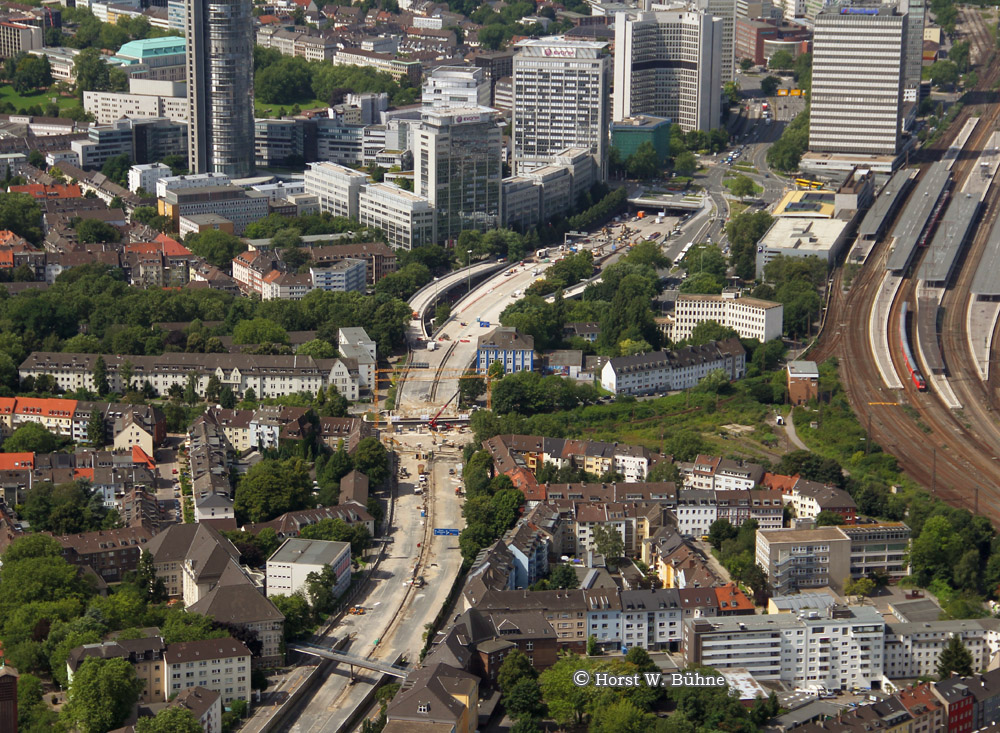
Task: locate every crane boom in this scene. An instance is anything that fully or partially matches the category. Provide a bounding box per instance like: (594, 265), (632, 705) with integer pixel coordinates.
(428, 389), (460, 430)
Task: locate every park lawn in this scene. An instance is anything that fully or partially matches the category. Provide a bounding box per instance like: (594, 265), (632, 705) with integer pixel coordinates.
(723, 177), (764, 196)
(0, 84), (78, 113)
(255, 98), (329, 117)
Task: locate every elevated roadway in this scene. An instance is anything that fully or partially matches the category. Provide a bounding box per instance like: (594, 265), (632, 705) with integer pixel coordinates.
(408, 261), (507, 337)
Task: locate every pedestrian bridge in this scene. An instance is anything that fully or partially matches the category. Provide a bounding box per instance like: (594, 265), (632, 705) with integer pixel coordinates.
(288, 643), (409, 679)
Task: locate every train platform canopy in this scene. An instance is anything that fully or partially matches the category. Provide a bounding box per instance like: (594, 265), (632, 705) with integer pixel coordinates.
(916, 193), (980, 286)
(972, 212), (1000, 297)
(857, 168), (917, 241)
(886, 162), (952, 272)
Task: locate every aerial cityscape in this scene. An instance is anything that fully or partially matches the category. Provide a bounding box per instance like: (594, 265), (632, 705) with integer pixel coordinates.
(0, 0), (998, 730)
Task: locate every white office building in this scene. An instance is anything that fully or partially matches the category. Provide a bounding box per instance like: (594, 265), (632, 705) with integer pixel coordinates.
(672, 292), (784, 342)
(415, 106), (503, 243)
(809, 6), (905, 157)
(303, 161), (369, 219)
(422, 66), (491, 108)
(513, 37), (610, 178)
(155, 171), (230, 198)
(266, 537), (352, 599)
(83, 79), (190, 125)
(358, 182), (437, 250)
(613, 8), (722, 132)
(128, 162), (173, 194)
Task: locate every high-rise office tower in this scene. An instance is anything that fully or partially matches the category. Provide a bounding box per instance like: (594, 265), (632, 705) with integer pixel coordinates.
(185, 0), (255, 177)
(809, 5), (905, 157)
(693, 0), (737, 82)
(614, 8), (722, 132)
(415, 106), (502, 243)
(512, 37), (610, 178)
(895, 0), (925, 95)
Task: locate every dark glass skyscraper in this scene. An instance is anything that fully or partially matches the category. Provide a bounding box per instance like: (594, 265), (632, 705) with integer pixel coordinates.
(185, 0), (255, 177)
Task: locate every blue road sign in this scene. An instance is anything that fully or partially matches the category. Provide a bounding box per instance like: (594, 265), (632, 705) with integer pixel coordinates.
(434, 528), (460, 536)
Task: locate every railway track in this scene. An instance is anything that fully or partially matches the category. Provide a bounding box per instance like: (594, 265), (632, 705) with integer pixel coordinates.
(820, 32), (1000, 522)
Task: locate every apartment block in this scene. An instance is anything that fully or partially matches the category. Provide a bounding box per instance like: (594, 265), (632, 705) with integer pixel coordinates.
(672, 292), (784, 342)
(310, 258), (366, 293)
(256, 25), (337, 61)
(601, 338), (746, 395)
(884, 619), (1000, 680)
(164, 638), (251, 705)
(155, 171), (230, 198)
(128, 162), (172, 194)
(756, 526), (851, 594)
(0, 17), (41, 58)
(333, 48), (422, 84)
(71, 120), (133, 169)
(484, 434), (656, 485)
(684, 604), (885, 690)
(358, 182), (436, 250)
(476, 327), (535, 375)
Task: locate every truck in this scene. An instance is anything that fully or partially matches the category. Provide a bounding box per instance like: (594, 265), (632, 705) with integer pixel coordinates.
(427, 341), (437, 351)
(536, 248), (548, 258)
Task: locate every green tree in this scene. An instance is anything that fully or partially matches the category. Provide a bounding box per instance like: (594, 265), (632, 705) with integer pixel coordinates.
(270, 592), (313, 640)
(4, 421), (63, 453)
(505, 678), (545, 721)
(353, 437), (389, 486)
(100, 153), (132, 187)
(497, 649), (537, 693)
(707, 518), (738, 549)
(679, 272), (723, 295)
(136, 706), (203, 733)
(63, 657), (143, 733)
(592, 524), (624, 564)
(674, 151), (697, 177)
(686, 320), (739, 346)
(0, 192), (43, 243)
(815, 510), (845, 526)
(232, 317), (289, 345)
(722, 80), (741, 105)
(760, 75), (781, 96)
(740, 58), (753, 72)
(729, 174), (757, 200)
(548, 563), (579, 589)
(909, 514), (963, 585)
(937, 634), (974, 679)
(434, 302), (452, 329)
(950, 40), (970, 73)
(300, 518), (371, 556)
(625, 141), (661, 179)
(186, 229), (247, 268)
(183, 372), (199, 405)
(591, 699), (655, 733)
(842, 576), (876, 604)
(929, 60), (959, 87)
(768, 50), (794, 70)
(297, 339), (337, 358)
(459, 374), (487, 407)
(726, 209), (773, 281)
(75, 218), (121, 244)
(235, 458), (314, 523)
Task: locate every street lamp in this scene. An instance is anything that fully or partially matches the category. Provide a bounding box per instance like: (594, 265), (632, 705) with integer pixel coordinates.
(467, 249), (473, 294)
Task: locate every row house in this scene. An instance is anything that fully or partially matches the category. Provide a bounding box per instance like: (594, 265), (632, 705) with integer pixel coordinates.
(54, 525), (152, 583)
(242, 501), (376, 539)
(188, 414), (235, 523)
(764, 472), (859, 524)
(681, 454), (765, 492)
(19, 351), (363, 402)
(67, 637), (168, 703)
(483, 434), (659, 485)
(599, 338), (746, 396)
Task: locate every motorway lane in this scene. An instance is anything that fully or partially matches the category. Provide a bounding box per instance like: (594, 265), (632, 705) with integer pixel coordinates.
(398, 259), (557, 413)
(285, 430), (468, 732)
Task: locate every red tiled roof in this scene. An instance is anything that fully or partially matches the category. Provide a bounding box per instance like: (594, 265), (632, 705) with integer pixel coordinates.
(0, 452), (34, 470)
(132, 445), (156, 470)
(9, 183), (83, 199)
(74, 467), (94, 481)
(126, 239), (192, 258)
(761, 472), (800, 492)
(14, 397), (78, 419)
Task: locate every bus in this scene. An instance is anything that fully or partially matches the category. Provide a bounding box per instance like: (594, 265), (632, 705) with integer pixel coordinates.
(794, 178), (825, 189)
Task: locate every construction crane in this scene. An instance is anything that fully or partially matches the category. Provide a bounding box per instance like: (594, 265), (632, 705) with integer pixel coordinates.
(372, 367), (493, 432)
(428, 389), (460, 431)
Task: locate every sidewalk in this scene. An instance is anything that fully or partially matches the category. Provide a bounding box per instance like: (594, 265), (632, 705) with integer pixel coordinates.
(784, 410), (809, 451)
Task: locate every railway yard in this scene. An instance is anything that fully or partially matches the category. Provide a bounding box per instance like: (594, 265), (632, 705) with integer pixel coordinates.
(811, 46), (1000, 522)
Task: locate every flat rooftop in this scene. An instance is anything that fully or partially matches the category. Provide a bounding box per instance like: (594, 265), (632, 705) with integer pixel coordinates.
(858, 168), (917, 239)
(759, 217), (850, 253)
(268, 537), (350, 566)
(772, 190), (835, 218)
(973, 210), (1000, 296)
(916, 193), (980, 284)
(886, 161), (952, 272)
